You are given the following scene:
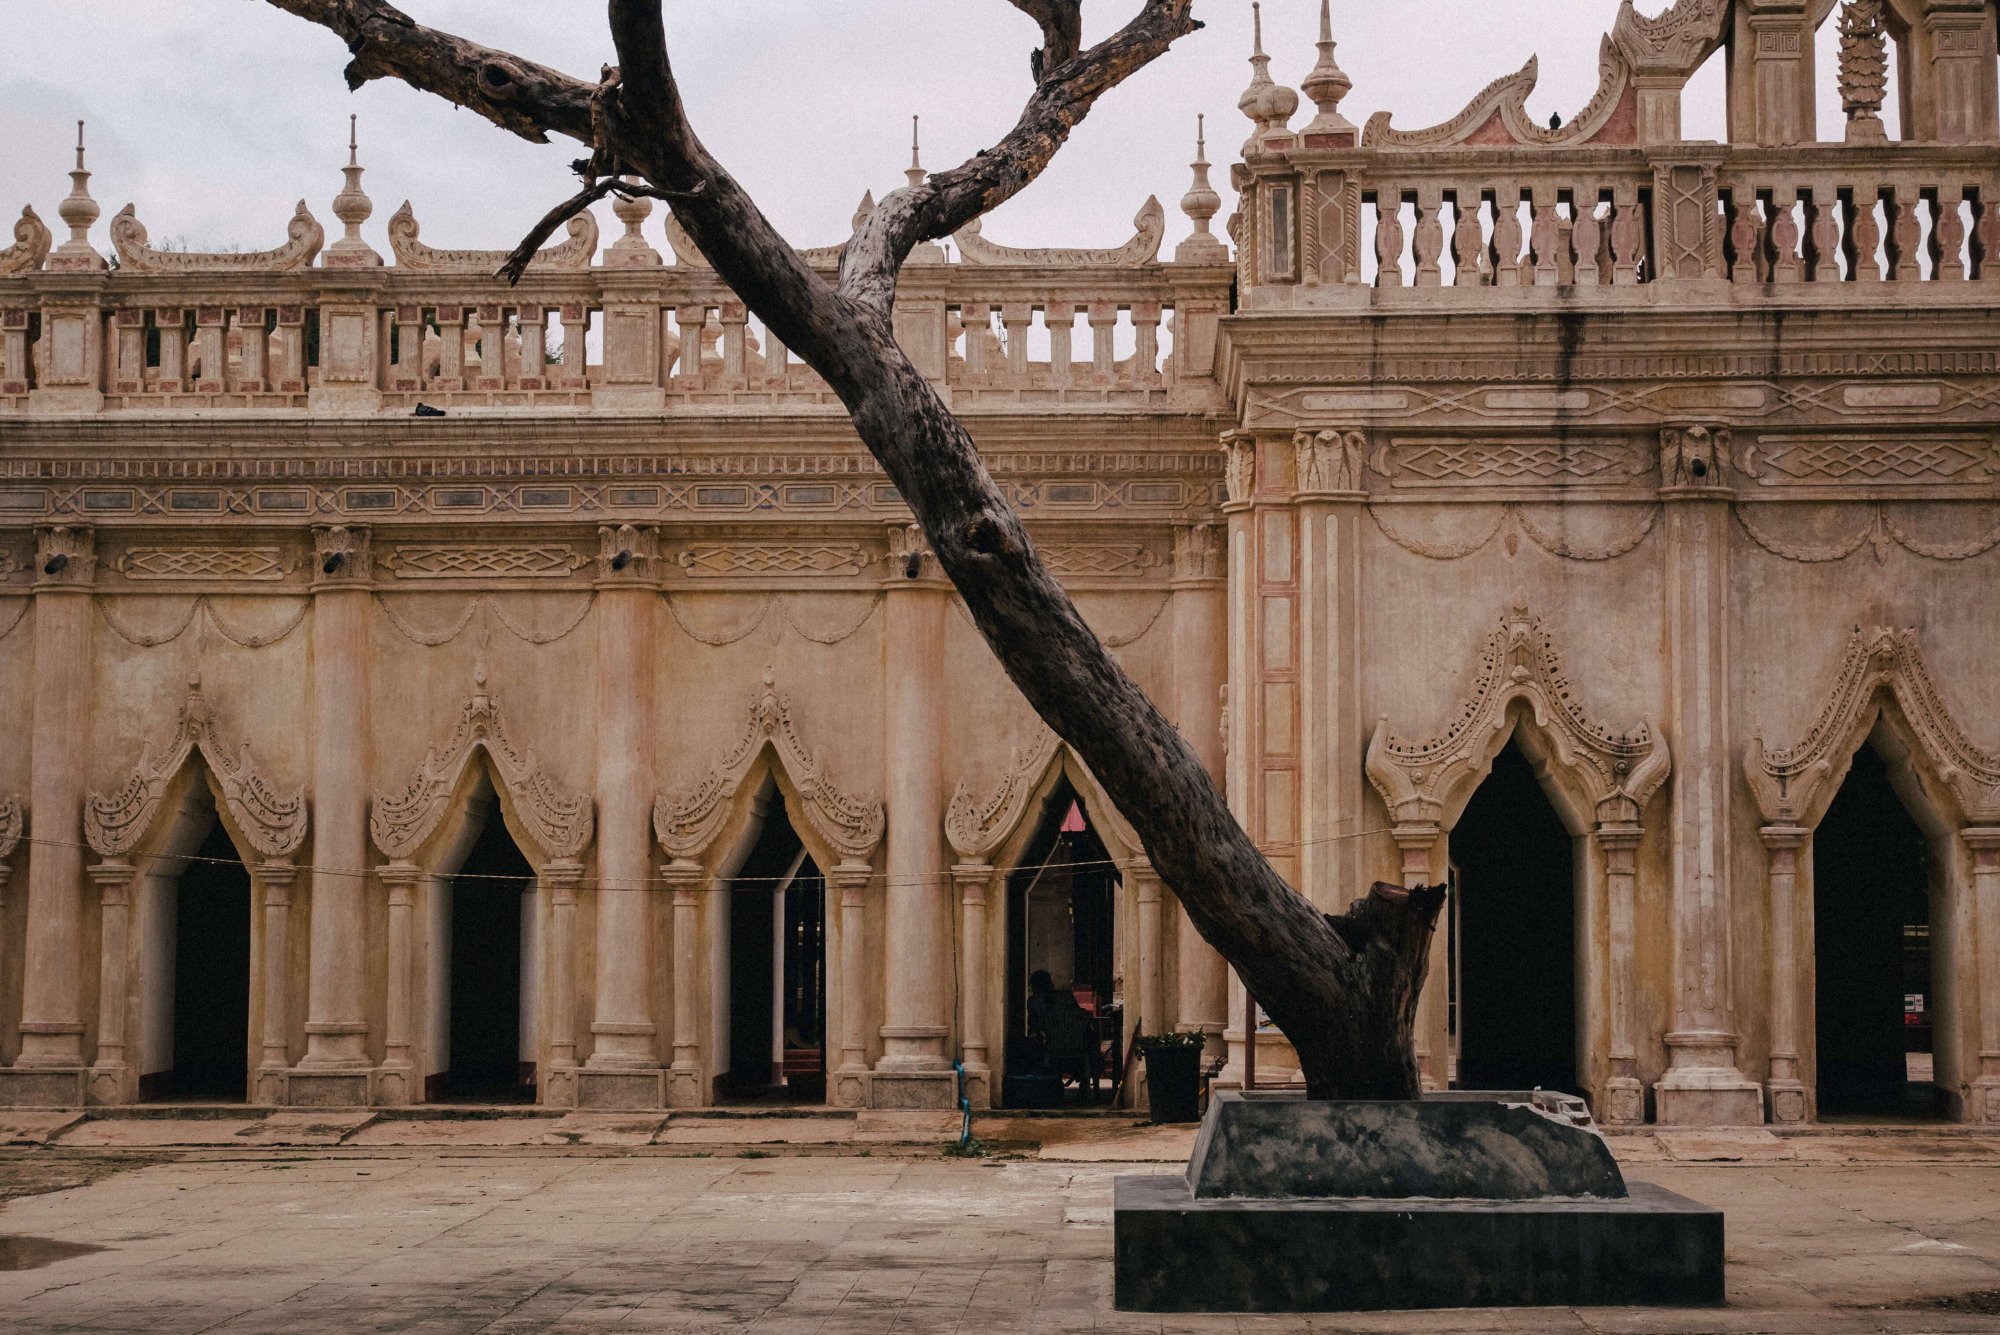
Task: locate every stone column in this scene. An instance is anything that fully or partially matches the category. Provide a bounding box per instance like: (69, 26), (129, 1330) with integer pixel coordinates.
(1396, 825), (1445, 1089)
(253, 860), (297, 1105)
(1218, 434), (1258, 1088)
(1759, 825), (1810, 1125)
(9, 527), (96, 1106)
(541, 858), (583, 1107)
(1654, 448), (1762, 1125)
(1294, 430), (1369, 912)
(1967, 828), (2000, 1123)
(953, 862), (994, 1109)
(1170, 524), (1228, 1056)
(830, 862), (872, 1107)
(375, 861), (419, 1106)
(85, 860), (134, 1105)
(1131, 869), (1164, 1042)
(583, 528), (663, 1108)
(662, 859), (704, 1107)
(295, 526), (373, 1104)
(1599, 824), (1647, 1125)
(874, 526), (953, 1107)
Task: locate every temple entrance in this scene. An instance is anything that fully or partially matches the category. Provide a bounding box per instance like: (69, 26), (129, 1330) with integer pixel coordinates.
(144, 817), (253, 1101)
(1002, 781), (1120, 1109)
(1448, 739), (1580, 1096)
(723, 797), (826, 1102)
(1814, 743), (1938, 1118)
(429, 799), (537, 1103)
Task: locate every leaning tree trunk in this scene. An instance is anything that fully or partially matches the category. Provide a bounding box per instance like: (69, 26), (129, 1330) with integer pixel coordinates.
(265, 0), (1446, 1100)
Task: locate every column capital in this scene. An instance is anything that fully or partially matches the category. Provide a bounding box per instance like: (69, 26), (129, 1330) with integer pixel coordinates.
(1758, 823), (1811, 850)
(33, 524), (95, 587)
(1962, 826), (2000, 856)
(310, 523), (372, 585)
(1291, 428), (1369, 499)
(1170, 521), (1225, 587)
(595, 523), (661, 585)
(1219, 429), (1258, 511)
(88, 858), (133, 905)
(1596, 821), (1644, 851)
(257, 858), (299, 906)
(882, 521), (949, 587)
(950, 861), (993, 900)
(827, 861), (873, 893)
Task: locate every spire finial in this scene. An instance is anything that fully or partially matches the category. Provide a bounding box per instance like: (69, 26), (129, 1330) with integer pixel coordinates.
(1238, 0), (1297, 153)
(1300, 0), (1356, 142)
(1177, 113), (1228, 264)
(906, 115), (925, 190)
(325, 115), (382, 267)
(50, 118), (104, 270)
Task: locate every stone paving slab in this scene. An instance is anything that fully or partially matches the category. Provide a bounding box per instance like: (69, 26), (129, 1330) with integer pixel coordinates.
(655, 1115), (856, 1145)
(1655, 1129), (1798, 1162)
(342, 1116), (558, 1147)
(536, 1112), (666, 1146)
(0, 1111), (84, 1146)
(232, 1110), (378, 1146)
(52, 1118), (263, 1147)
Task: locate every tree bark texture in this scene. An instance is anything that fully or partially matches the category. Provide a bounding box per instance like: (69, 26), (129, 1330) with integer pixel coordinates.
(263, 0), (1445, 1101)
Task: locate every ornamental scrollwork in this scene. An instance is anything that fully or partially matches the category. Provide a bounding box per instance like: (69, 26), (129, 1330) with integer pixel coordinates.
(653, 669), (884, 864)
(109, 201), (323, 273)
(0, 206), (51, 277)
(944, 726), (1140, 864)
(85, 677), (307, 859)
(0, 796), (22, 863)
(955, 196), (1165, 268)
(387, 200), (597, 272)
(370, 685), (593, 863)
(1366, 603), (1670, 830)
(1746, 626), (2000, 826)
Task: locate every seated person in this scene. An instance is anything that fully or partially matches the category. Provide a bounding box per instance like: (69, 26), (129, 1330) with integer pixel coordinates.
(1042, 990), (1100, 1099)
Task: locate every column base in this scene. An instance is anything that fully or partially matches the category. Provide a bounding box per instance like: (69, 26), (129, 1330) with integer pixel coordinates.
(252, 1065), (290, 1106)
(1599, 1076), (1645, 1127)
(1654, 1068), (1763, 1126)
(576, 1067), (665, 1110)
(372, 1063), (416, 1107)
(665, 1065), (705, 1108)
(87, 1061), (132, 1106)
(831, 1067), (871, 1109)
(960, 1064), (991, 1111)
(541, 1063), (578, 1109)
(0, 1067), (87, 1107)
(1767, 1077), (1808, 1125)
(1972, 1077), (2000, 1124)
(869, 1069), (957, 1110)
(284, 1066), (374, 1107)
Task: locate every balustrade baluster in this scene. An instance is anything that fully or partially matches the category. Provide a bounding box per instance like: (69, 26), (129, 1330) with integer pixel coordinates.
(1610, 185), (1642, 285)
(1530, 195), (1562, 286)
(517, 305), (547, 390)
(1571, 193), (1604, 286)
(1887, 182), (1924, 282)
(674, 305), (708, 388)
(1045, 302), (1075, 388)
(1451, 189), (1487, 287)
(1807, 186), (1843, 282)
(154, 308), (187, 392)
(1770, 187), (1802, 284)
(1973, 195), (2000, 283)
(1492, 185), (1523, 288)
(1412, 183), (1444, 287)
(1851, 184), (1885, 281)
(1727, 194), (1763, 285)
(958, 303), (988, 381)
(111, 309), (144, 394)
(1932, 187), (1967, 282)
(390, 305), (422, 390)
(1002, 303), (1032, 384)
(432, 305), (466, 390)
(475, 305), (506, 389)
(762, 325), (790, 389)
(1088, 302), (1117, 385)
(1373, 185), (1404, 289)
(719, 302), (749, 385)
(191, 307), (226, 393)
(559, 305), (589, 388)
(1131, 302), (1162, 386)
(0, 310), (28, 394)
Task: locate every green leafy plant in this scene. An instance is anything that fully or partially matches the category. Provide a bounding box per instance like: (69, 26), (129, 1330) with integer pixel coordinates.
(1137, 1031), (1206, 1053)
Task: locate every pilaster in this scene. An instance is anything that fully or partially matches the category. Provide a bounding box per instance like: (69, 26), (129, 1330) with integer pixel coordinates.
(292, 525), (373, 1107)
(1758, 825), (1811, 1125)
(873, 525), (954, 1109)
(3, 527), (95, 1107)
(1599, 824), (1647, 1126)
(374, 861), (419, 1106)
(663, 860), (704, 1108)
(1655, 445), (1762, 1126)
(253, 860), (297, 1105)
(1395, 825), (1446, 1090)
(85, 859), (134, 1105)
(541, 858), (583, 1108)
(953, 862), (995, 1110)
(1967, 827), (2000, 1123)
(1169, 523), (1228, 1057)
(830, 862), (873, 1109)
(1294, 429), (1369, 914)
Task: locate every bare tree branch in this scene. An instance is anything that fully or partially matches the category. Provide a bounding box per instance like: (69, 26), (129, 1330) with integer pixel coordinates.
(1008, 0), (1084, 80)
(266, 0), (597, 143)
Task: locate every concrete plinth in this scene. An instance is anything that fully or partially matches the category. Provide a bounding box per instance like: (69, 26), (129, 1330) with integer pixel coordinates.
(868, 1070), (957, 1110)
(284, 1070), (372, 1107)
(576, 1069), (665, 1110)
(1114, 1176), (1723, 1312)
(0, 1068), (87, 1108)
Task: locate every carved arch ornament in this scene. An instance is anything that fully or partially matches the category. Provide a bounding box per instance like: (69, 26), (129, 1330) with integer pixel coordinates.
(1746, 626), (2000, 827)
(945, 726), (1141, 867)
(370, 685), (593, 863)
(1366, 604), (1671, 831)
(653, 669), (885, 865)
(85, 677), (306, 859)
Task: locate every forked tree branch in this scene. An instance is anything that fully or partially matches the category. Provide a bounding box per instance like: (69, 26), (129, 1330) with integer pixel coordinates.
(262, 0), (1439, 1099)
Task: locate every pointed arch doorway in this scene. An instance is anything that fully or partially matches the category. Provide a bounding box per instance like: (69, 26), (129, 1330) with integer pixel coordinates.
(1448, 737), (1584, 1097)
(717, 786), (827, 1103)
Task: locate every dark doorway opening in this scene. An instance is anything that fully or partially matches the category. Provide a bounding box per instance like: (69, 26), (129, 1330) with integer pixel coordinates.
(724, 797), (826, 1102)
(1449, 738), (1579, 1096)
(1002, 780), (1121, 1109)
(164, 819), (252, 1101)
(1814, 742), (1938, 1118)
(439, 812), (534, 1103)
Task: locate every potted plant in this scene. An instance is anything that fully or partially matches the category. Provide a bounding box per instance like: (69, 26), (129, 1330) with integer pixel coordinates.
(1138, 1031), (1205, 1123)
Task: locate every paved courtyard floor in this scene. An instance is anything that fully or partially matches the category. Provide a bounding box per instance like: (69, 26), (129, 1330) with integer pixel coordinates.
(0, 1117), (1995, 1332)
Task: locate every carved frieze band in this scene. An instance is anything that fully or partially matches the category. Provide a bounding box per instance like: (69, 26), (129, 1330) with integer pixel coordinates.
(1366, 603), (1670, 828)
(382, 545), (588, 579)
(1746, 626), (2000, 826)
(85, 678), (307, 858)
(114, 547), (290, 581)
(370, 686), (593, 862)
(678, 543), (869, 578)
(653, 669), (884, 864)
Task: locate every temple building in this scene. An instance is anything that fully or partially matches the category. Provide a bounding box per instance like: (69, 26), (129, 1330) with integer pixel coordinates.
(0, 0), (1995, 1126)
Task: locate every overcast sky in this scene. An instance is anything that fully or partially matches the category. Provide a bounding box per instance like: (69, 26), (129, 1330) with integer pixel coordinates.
(1, 2), (1843, 260)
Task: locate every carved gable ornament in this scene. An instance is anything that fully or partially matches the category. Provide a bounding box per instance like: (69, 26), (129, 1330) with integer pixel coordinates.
(945, 726), (1140, 864)
(1367, 605), (1670, 830)
(371, 686), (593, 863)
(0, 206), (52, 277)
(954, 197), (1165, 268)
(653, 670), (884, 864)
(85, 678), (307, 859)
(1746, 626), (2000, 826)
(109, 201), (323, 273)
(387, 200), (597, 272)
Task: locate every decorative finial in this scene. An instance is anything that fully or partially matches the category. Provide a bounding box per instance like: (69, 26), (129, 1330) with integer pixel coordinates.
(1299, 0), (1356, 142)
(852, 189), (877, 234)
(1237, 1), (1298, 154)
(1838, 0), (1889, 144)
(605, 176), (662, 267)
(907, 115), (926, 191)
(1177, 114), (1229, 264)
(49, 119), (105, 270)
(325, 115), (382, 267)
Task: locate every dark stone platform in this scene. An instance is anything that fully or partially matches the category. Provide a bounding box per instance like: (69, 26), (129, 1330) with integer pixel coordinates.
(1115, 1092), (1724, 1312)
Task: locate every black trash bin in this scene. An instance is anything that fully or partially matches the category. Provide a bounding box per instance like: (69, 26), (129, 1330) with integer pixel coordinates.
(1140, 1035), (1204, 1123)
